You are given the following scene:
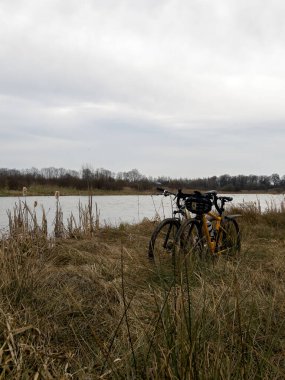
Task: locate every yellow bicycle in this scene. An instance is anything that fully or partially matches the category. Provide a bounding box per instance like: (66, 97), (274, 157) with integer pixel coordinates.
(175, 190), (241, 257)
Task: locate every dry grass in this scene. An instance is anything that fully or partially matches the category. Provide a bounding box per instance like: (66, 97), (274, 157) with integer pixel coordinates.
(0, 203), (284, 378)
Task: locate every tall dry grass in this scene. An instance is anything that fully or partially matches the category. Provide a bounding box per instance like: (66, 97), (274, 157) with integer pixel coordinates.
(0, 201), (284, 378)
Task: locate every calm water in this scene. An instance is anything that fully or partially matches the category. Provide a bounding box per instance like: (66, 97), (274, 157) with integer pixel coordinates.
(0, 193), (284, 234)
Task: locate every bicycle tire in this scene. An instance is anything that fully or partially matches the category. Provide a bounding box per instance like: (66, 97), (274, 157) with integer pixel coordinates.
(174, 219), (204, 257)
(218, 218), (241, 255)
(148, 218), (181, 263)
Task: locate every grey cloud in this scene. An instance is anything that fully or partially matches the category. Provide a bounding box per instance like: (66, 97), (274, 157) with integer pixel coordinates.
(0, 0), (285, 177)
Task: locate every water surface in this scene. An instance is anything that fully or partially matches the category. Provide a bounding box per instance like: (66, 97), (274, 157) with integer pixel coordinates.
(0, 193), (284, 234)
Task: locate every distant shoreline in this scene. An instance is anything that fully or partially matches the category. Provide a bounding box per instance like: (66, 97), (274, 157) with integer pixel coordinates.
(0, 187), (284, 197)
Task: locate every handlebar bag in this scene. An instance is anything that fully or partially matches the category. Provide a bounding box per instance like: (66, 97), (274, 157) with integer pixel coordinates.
(185, 195), (212, 214)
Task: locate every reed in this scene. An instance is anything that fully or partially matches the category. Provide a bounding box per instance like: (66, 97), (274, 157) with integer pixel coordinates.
(6, 200), (47, 240)
(66, 195), (100, 239)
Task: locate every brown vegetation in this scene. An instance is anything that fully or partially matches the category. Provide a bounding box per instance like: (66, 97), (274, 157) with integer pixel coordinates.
(0, 203), (284, 378)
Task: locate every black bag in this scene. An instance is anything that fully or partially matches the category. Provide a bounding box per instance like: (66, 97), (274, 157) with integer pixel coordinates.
(185, 195), (212, 214)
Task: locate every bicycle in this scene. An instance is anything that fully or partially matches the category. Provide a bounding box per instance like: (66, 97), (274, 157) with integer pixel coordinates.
(175, 190), (241, 258)
(148, 188), (193, 264)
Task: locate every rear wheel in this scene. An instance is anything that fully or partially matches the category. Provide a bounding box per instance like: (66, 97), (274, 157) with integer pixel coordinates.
(218, 218), (241, 255)
(148, 218), (181, 264)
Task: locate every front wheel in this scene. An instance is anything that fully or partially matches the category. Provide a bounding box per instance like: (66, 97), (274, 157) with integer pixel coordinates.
(148, 218), (181, 264)
(174, 220), (204, 257)
(217, 218), (241, 255)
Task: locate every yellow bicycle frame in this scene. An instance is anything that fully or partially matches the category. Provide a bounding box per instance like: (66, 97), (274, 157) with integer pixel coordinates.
(201, 211), (222, 254)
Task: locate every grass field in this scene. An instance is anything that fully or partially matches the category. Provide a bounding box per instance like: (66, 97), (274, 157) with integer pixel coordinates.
(0, 203), (284, 379)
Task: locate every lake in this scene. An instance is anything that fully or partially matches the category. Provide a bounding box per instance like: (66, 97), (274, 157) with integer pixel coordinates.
(0, 193), (284, 235)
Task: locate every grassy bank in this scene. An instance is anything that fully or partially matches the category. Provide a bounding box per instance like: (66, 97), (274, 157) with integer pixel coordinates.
(0, 205), (284, 378)
(0, 185), (155, 197)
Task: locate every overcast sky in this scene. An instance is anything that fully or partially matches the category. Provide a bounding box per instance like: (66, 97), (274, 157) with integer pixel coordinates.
(1, 0), (284, 178)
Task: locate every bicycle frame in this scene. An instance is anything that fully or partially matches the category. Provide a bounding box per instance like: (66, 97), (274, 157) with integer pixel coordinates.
(200, 211), (240, 255)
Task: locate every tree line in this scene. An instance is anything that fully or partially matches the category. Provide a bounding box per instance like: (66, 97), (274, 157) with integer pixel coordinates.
(0, 167), (284, 192)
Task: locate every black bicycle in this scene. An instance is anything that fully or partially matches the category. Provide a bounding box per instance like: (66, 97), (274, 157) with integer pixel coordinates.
(148, 188), (193, 264)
